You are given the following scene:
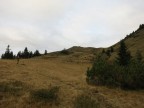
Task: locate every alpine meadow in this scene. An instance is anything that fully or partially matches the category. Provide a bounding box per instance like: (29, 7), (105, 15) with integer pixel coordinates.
(0, 0), (144, 108)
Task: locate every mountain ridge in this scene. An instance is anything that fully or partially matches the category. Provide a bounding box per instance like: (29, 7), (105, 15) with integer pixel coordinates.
(44, 24), (144, 62)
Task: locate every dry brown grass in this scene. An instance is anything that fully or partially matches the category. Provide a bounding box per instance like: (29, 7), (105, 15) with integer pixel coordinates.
(0, 57), (144, 108)
(109, 29), (144, 61)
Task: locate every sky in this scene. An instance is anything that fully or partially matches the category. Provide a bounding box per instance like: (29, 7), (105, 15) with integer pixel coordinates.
(0, 0), (144, 54)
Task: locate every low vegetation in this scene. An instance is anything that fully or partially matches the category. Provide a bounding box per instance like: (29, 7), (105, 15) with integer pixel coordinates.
(0, 24), (144, 107)
(0, 80), (60, 107)
(74, 94), (99, 108)
(30, 86), (59, 103)
(60, 49), (70, 55)
(0, 80), (26, 96)
(87, 40), (144, 90)
(1, 45), (41, 59)
(125, 24), (144, 39)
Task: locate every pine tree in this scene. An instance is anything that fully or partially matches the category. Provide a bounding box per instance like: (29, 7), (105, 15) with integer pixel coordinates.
(17, 51), (22, 58)
(106, 50), (111, 57)
(34, 50), (41, 56)
(117, 40), (131, 66)
(44, 50), (47, 55)
(110, 47), (114, 52)
(29, 51), (33, 58)
(139, 24), (144, 30)
(10, 51), (14, 59)
(5, 45), (11, 59)
(1, 45), (14, 59)
(23, 47), (29, 58)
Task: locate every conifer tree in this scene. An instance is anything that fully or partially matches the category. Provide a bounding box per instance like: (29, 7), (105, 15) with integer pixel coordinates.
(17, 51), (22, 58)
(106, 50), (111, 57)
(34, 50), (41, 56)
(110, 47), (114, 52)
(117, 40), (131, 66)
(23, 47), (29, 58)
(29, 51), (33, 58)
(1, 45), (14, 59)
(44, 50), (47, 55)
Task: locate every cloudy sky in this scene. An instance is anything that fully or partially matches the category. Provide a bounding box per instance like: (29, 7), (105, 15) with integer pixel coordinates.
(0, 0), (144, 54)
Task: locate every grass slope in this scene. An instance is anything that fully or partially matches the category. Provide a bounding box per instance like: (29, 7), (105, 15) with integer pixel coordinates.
(46, 26), (144, 62)
(109, 26), (144, 61)
(0, 25), (144, 108)
(0, 59), (144, 108)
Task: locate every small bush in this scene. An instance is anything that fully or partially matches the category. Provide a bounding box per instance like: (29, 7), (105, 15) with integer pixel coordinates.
(120, 61), (144, 89)
(0, 81), (25, 96)
(74, 94), (99, 108)
(31, 86), (59, 103)
(87, 58), (120, 87)
(60, 49), (70, 55)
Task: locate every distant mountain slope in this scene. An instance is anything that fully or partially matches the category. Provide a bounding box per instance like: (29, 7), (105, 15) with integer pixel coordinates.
(109, 24), (144, 61)
(44, 24), (144, 62)
(43, 46), (102, 63)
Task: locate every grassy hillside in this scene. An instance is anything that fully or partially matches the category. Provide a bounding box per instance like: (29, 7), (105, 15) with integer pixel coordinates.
(0, 59), (144, 108)
(43, 46), (103, 63)
(109, 24), (144, 61)
(1, 25), (144, 108)
(45, 24), (144, 63)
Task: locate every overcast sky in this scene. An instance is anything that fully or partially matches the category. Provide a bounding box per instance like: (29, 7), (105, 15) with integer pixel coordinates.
(0, 0), (144, 54)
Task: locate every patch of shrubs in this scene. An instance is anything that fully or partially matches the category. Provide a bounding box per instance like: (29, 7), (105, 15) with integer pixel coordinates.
(0, 80), (25, 96)
(87, 57), (144, 90)
(60, 49), (70, 55)
(30, 86), (59, 103)
(74, 94), (99, 108)
(87, 40), (144, 90)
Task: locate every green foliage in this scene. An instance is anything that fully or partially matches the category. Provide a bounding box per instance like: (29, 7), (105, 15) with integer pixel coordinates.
(125, 24), (144, 39)
(29, 51), (33, 58)
(106, 50), (111, 57)
(117, 40), (131, 66)
(23, 47), (29, 58)
(87, 56), (144, 89)
(1, 45), (14, 59)
(1, 44), (48, 59)
(31, 86), (59, 103)
(44, 50), (47, 55)
(101, 47), (113, 58)
(110, 47), (114, 52)
(33, 50), (41, 57)
(60, 49), (70, 55)
(123, 62), (144, 89)
(138, 24), (144, 30)
(87, 57), (120, 87)
(136, 50), (143, 62)
(74, 94), (99, 108)
(0, 81), (25, 96)
(17, 48), (41, 59)
(125, 31), (135, 39)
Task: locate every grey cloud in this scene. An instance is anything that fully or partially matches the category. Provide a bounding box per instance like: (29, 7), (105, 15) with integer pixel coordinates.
(0, 0), (144, 55)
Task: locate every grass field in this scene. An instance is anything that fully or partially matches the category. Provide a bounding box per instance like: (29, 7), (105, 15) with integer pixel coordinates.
(0, 57), (144, 108)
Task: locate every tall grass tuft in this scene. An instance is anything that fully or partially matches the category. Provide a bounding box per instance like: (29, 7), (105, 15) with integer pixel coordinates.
(30, 86), (59, 103)
(74, 94), (99, 108)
